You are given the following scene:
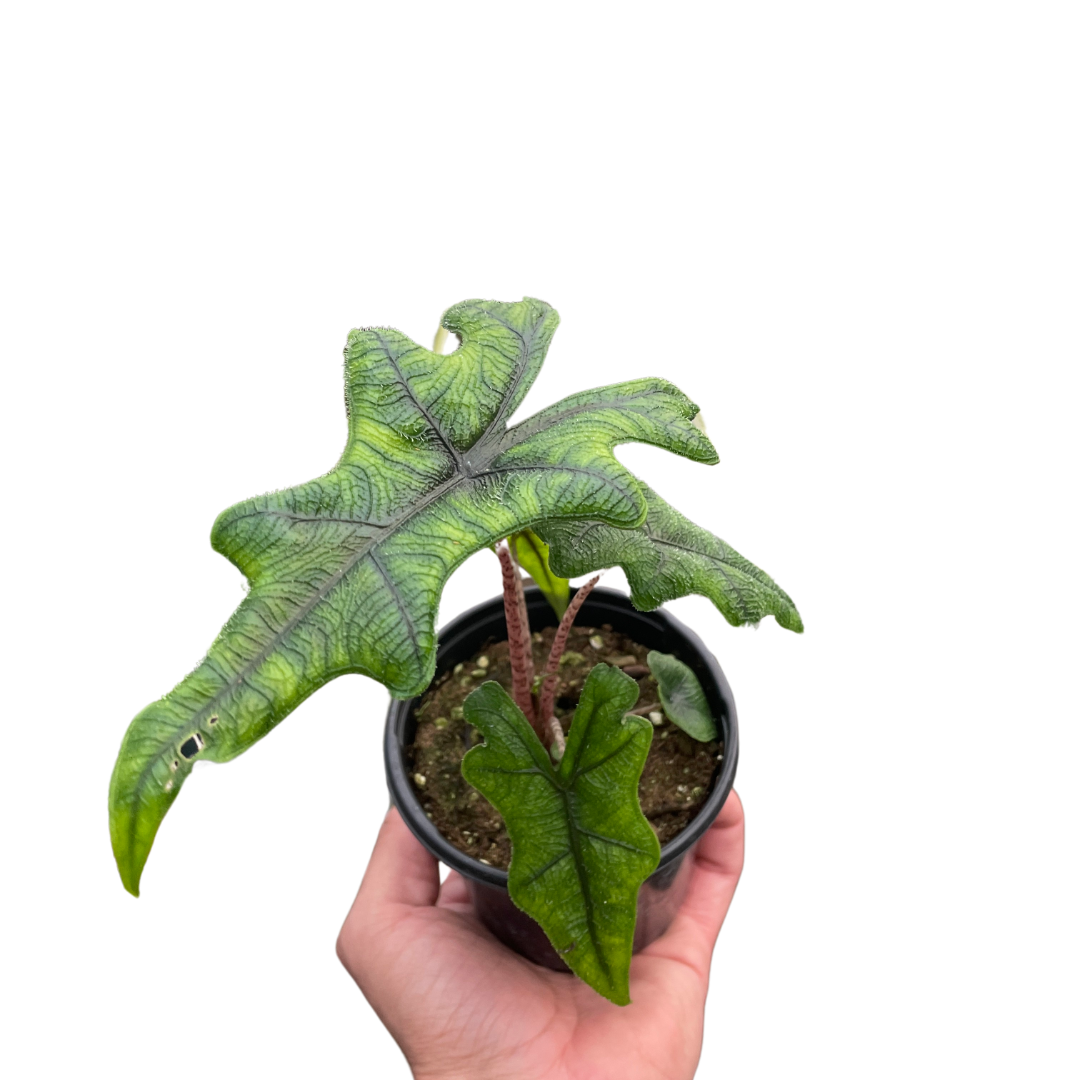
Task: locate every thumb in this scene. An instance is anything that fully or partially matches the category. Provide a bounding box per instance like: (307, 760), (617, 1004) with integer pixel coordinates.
(337, 808), (439, 974)
(332, 807), (442, 997)
(356, 807), (441, 909)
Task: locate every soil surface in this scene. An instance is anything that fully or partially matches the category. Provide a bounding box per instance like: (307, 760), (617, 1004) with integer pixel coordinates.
(408, 621), (724, 868)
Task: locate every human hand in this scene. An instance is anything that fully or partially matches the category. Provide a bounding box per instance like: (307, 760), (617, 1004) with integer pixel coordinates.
(337, 793), (744, 1080)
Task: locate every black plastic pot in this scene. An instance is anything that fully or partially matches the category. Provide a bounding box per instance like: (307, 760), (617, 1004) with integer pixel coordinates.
(384, 586), (739, 971)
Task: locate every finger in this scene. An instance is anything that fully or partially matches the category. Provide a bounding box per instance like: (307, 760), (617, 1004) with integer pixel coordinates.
(355, 806), (440, 910)
(689, 788), (745, 883)
(644, 790), (745, 979)
(338, 809), (440, 975)
(436, 869), (472, 910)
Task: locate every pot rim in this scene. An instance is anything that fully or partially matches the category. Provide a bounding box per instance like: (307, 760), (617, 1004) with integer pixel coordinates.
(384, 586), (740, 889)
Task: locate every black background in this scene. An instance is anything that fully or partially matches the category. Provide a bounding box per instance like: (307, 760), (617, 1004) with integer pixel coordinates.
(97, 265), (816, 1075)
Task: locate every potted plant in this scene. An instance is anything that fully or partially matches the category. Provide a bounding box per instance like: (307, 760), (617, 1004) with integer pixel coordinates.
(109, 296), (801, 1006)
(385, 577), (740, 1004)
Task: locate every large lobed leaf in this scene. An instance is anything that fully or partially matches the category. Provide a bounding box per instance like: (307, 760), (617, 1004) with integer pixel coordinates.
(109, 298), (716, 895)
(537, 484), (804, 632)
(461, 666), (660, 1004)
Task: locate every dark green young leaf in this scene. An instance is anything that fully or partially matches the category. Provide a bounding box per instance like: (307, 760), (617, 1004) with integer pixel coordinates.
(647, 651), (718, 742)
(536, 484), (803, 632)
(110, 298), (716, 895)
(509, 528), (569, 618)
(461, 666), (660, 1004)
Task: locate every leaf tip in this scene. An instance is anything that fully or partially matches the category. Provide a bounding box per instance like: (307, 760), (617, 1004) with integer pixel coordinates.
(113, 855), (143, 898)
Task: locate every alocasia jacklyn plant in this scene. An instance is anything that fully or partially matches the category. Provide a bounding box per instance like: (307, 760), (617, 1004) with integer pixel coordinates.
(110, 296), (801, 1003)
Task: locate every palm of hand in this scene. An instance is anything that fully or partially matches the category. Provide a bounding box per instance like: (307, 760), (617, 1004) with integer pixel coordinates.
(338, 797), (744, 1080)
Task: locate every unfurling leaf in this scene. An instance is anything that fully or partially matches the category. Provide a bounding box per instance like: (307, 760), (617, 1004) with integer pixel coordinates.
(647, 651), (717, 742)
(509, 528), (570, 618)
(461, 666), (660, 1005)
(109, 298), (716, 895)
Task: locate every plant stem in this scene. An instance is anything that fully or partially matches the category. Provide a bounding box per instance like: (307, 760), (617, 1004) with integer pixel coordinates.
(536, 575), (601, 744)
(546, 716), (567, 761)
(496, 543), (540, 737)
(626, 702), (662, 717)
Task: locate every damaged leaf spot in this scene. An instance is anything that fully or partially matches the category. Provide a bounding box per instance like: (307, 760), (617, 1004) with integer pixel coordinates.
(208, 715), (219, 725)
(179, 733), (205, 759)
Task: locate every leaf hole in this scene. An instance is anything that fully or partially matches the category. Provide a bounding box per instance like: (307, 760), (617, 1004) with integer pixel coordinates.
(179, 733), (205, 759)
(208, 715), (219, 725)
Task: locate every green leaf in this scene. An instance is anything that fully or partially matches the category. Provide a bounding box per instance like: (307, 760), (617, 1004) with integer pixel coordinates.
(509, 528), (570, 618)
(461, 667), (659, 1004)
(110, 298), (716, 895)
(536, 484), (803, 632)
(647, 651), (718, 742)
